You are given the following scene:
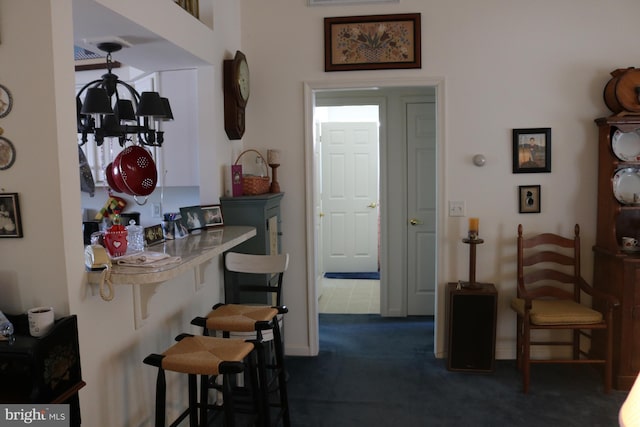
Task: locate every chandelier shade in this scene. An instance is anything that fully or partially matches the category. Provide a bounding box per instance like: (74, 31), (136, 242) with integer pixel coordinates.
(76, 42), (173, 147)
(114, 99), (136, 121)
(160, 98), (174, 121)
(80, 88), (113, 115)
(136, 92), (166, 117)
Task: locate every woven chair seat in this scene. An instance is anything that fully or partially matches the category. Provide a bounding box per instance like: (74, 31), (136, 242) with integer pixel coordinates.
(204, 304), (280, 333)
(511, 298), (603, 326)
(160, 335), (254, 375)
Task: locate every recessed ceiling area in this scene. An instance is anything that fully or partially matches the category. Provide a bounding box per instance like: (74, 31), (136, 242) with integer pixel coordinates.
(72, 0), (209, 72)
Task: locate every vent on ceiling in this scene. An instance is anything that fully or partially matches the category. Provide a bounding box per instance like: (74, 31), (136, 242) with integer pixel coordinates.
(74, 46), (103, 61)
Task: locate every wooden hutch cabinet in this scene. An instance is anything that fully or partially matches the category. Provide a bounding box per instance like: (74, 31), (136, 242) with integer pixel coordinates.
(593, 115), (640, 390)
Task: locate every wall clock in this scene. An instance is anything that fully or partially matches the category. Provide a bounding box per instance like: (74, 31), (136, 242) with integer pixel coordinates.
(0, 84), (13, 118)
(223, 51), (250, 140)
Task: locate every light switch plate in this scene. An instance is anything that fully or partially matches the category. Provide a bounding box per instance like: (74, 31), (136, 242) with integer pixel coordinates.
(151, 203), (162, 218)
(448, 201), (465, 217)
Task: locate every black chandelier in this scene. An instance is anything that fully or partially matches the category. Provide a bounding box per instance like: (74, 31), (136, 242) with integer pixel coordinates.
(76, 42), (173, 148)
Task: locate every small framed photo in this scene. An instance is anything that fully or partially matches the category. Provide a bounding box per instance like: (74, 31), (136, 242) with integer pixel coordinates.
(0, 193), (22, 238)
(144, 224), (165, 246)
(519, 185), (541, 213)
(324, 13), (421, 72)
(513, 128), (551, 173)
(179, 205), (205, 232)
(202, 204), (224, 227)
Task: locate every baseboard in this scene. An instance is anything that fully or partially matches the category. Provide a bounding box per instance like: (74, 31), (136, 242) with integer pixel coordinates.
(285, 344), (315, 357)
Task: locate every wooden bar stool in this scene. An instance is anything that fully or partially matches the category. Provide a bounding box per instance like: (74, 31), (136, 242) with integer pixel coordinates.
(192, 303), (290, 427)
(143, 333), (260, 427)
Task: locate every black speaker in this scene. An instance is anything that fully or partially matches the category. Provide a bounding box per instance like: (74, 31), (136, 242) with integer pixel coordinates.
(446, 283), (497, 372)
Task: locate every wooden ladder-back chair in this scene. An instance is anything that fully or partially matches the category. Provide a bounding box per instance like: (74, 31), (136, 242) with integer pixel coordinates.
(510, 224), (619, 393)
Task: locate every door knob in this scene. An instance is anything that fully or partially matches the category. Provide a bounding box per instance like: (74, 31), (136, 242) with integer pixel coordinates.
(319, 213), (325, 218)
(409, 218), (421, 225)
(367, 202), (377, 208)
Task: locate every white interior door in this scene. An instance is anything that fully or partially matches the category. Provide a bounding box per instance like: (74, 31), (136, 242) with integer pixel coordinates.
(321, 122), (379, 273)
(406, 102), (436, 315)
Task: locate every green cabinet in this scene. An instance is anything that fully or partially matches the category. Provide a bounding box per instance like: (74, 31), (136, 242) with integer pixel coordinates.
(220, 193), (283, 303)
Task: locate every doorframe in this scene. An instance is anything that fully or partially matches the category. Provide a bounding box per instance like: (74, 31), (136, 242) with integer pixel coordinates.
(303, 78), (446, 356)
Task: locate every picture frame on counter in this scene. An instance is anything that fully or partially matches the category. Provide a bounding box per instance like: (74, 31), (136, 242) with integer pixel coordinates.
(512, 128), (551, 173)
(518, 185), (541, 214)
(324, 13), (421, 72)
(0, 192), (22, 238)
(179, 205), (206, 232)
(144, 224), (165, 246)
(201, 204), (224, 227)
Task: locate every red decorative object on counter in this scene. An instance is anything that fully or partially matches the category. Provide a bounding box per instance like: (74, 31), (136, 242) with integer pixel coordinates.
(104, 217), (128, 257)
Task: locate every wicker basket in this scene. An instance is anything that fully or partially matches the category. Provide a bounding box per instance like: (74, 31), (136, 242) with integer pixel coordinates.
(235, 149), (270, 195)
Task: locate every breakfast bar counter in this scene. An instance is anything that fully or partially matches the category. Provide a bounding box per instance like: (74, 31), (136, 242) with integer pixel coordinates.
(87, 226), (256, 286)
(86, 226), (256, 328)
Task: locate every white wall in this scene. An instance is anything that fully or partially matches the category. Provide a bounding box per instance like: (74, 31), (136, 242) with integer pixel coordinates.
(240, 0), (640, 359)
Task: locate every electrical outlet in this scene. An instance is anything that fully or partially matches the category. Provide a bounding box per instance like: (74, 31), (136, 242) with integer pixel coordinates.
(448, 201), (465, 217)
(151, 203), (162, 218)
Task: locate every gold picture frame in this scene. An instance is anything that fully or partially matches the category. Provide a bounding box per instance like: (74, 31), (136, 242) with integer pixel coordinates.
(324, 13), (421, 72)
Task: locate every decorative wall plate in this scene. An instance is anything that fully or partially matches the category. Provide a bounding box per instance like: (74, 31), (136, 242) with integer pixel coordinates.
(0, 136), (15, 170)
(0, 84), (13, 118)
(612, 129), (640, 161)
(613, 167), (640, 204)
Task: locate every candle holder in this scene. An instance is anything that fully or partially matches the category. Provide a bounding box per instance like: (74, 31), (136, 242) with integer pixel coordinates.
(267, 149), (281, 193)
(461, 237), (484, 289)
(269, 163), (281, 193)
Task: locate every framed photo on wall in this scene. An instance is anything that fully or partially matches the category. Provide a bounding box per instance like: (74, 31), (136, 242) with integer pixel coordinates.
(324, 13), (421, 71)
(311, 0), (398, 4)
(519, 185), (541, 213)
(0, 193), (22, 237)
(512, 128), (551, 173)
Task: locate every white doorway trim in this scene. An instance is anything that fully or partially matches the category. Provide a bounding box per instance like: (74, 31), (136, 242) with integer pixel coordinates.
(303, 78), (446, 357)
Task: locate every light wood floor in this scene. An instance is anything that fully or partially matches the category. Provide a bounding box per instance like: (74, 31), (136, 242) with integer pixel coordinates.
(318, 277), (380, 314)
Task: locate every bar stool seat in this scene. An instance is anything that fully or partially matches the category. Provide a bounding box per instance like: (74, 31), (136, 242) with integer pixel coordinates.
(192, 303), (290, 427)
(143, 334), (260, 427)
(202, 304), (280, 333)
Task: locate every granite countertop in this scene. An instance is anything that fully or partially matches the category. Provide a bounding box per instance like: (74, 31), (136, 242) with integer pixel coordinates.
(86, 226), (256, 286)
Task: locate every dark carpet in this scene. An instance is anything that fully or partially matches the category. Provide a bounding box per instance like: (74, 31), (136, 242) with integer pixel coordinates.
(284, 314), (628, 427)
(323, 272), (380, 280)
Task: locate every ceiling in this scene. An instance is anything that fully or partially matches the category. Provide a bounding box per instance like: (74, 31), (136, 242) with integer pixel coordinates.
(72, 0), (207, 72)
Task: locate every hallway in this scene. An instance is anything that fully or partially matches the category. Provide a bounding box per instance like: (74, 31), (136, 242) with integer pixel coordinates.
(318, 277), (380, 314)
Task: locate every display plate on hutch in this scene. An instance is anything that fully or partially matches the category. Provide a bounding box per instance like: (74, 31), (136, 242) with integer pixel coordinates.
(613, 167), (640, 204)
(612, 129), (640, 161)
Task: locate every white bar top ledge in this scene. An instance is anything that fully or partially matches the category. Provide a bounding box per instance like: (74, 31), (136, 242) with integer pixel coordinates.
(87, 226), (256, 286)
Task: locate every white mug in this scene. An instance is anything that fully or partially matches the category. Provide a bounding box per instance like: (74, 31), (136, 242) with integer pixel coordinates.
(27, 306), (54, 337)
(622, 237), (638, 248)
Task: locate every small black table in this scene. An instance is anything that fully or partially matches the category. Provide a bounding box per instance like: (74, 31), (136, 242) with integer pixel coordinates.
(445, 282), (498, 372)
(0, 314), (85, 426)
